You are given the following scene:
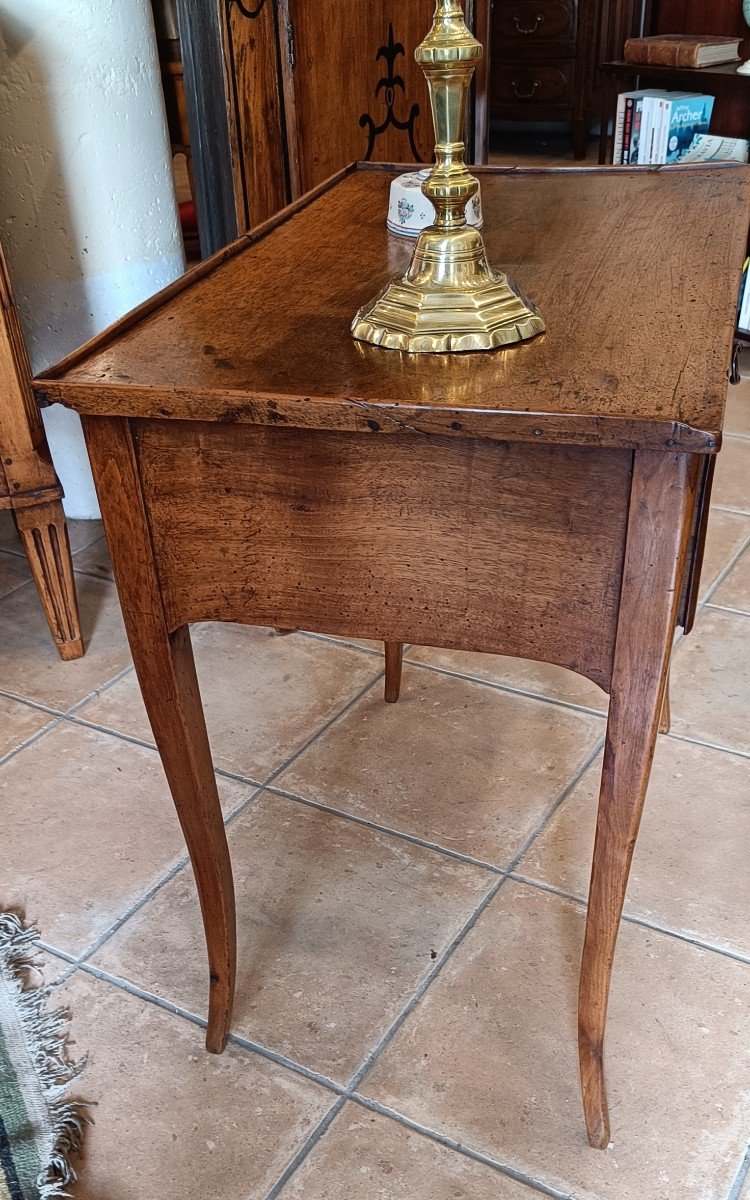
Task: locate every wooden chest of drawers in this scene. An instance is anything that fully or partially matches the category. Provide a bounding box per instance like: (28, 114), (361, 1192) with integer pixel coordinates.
(490, 0), (602, 158)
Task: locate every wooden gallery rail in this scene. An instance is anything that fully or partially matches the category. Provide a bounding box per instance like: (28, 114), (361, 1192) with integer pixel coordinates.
(32, 163), (750, 1148)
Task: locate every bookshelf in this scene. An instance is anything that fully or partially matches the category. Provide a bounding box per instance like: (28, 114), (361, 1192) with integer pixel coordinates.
(598, 61), (750, 164)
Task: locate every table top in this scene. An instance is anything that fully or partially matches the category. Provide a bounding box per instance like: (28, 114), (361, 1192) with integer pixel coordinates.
(37, 162), (750, 453)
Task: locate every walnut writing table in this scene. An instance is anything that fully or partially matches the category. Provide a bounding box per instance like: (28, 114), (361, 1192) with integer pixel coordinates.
(35, 163), (750, 1148)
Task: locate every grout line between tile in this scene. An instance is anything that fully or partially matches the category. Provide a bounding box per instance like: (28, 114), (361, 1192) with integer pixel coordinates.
(504, 736), (605, 875)
(65, 664), (136, 716)
(263, 1096), (348, 1200)
(65, 713), (159, 753)
(0, 571), (35, 603)
(297, 630), (385, 657)
(220, 780), (265, 826)
(346, 875), (506, 1094)
(347, 1094), (575, 1200)
(261, 782), (505, 874)
(75, 777), (268, 971)
(61, 666), (388, 973)
(227, 1033), (346, 1096)
(299, 632), (414, 657)
(76, 854), (191, 965)
(704, 601), (750, 618)
(34, 940), (79, 966)
(400, 656), (608, 719)
(727, 1143), (750, 1200)
(76, 960), (212, 1025)
(711, 504), (750, 518)
(70, 533), (106, 555)
(0, 656), (133, 730)
(75, 960), (347, 1096)
(0, 715), (66, 769)
(664, 730), (750, 761)
(697, 531), (750, 612)
(0, 690), (66, 717)
(25, 941), (80, 990)
(71, 566), (114, 584)
(509, 873), (750, 965)
(261, 668), (387, 789)
(50, 962), (80, 988)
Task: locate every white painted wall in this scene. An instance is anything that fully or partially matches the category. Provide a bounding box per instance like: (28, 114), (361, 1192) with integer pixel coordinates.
(0, 0), (185, 517)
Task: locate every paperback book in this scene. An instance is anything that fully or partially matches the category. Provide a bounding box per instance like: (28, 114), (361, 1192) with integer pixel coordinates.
(613, 90), (714, 164)
(677, 133), (749, 163)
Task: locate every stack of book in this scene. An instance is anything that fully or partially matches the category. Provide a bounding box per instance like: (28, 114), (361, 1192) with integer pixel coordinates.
(613, 91), (715, 164)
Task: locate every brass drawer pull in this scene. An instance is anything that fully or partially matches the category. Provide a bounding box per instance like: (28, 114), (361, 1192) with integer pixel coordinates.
(510, 77), (542, 99)
(513, 12), (545, 34)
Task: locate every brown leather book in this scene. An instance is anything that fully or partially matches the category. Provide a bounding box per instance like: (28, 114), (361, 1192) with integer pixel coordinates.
(624, 34), (741, 69)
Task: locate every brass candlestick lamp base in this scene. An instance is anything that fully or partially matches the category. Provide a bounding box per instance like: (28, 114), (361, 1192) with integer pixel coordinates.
(352, 0), (545, 354)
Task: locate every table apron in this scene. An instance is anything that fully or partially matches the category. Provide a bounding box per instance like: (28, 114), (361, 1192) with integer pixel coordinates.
(128, 419), (636, 692)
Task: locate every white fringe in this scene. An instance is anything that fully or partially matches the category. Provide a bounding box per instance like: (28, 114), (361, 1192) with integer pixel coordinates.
(0, 913), (91, 1199)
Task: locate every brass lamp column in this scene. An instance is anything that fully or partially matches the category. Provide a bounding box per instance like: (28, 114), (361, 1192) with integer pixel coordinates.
(352, 0), (545, 354)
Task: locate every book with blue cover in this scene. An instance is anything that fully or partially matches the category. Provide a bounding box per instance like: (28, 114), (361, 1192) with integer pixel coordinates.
(662, 93), (715, 163)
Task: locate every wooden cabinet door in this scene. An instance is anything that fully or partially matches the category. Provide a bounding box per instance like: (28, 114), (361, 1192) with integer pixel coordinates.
(180, 0), (489, 252)
(280, 1), (490, 198)
(279, 1), (436, 197)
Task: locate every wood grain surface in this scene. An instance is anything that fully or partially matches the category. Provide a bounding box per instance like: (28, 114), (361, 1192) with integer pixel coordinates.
(133, 420), (630, 690)
(36, 163), (750, 452)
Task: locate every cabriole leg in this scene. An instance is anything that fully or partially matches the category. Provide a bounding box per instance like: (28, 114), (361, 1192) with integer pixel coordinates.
(578, 451), (699, 1148)
(82, 416), (236, 1052)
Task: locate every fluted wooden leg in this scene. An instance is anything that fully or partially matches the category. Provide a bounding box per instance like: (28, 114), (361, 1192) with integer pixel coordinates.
(83, 416), (236, 1052)
(384, 641), (403, 703)
(578, 452), (699, 1148)
(15, 499), (83, 660)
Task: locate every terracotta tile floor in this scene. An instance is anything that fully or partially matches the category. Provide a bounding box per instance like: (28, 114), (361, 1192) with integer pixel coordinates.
(1, 380), (749, 1200)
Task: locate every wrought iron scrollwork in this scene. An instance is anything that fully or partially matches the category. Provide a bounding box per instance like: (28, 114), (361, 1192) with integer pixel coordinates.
(230, 0), (267, 17)
(360, 24), (422, 163)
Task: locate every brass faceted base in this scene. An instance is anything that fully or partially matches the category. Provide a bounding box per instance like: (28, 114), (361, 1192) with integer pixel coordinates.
(352, 226), (545, 354)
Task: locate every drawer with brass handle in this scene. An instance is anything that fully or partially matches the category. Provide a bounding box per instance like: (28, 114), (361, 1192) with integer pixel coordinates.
(491, 62), (572, 108)
(493, 0), (574, 43)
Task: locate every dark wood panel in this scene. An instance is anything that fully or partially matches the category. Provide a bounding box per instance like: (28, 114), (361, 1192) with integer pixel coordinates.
(655, 0), (750, 55)
(135, 419), (631, 688)
(220, 0), (289, 228)
(281, 1), (435, 196)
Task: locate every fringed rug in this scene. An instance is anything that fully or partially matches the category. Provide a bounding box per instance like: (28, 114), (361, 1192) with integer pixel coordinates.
(0, 915), (88, 1199)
